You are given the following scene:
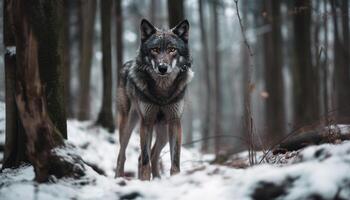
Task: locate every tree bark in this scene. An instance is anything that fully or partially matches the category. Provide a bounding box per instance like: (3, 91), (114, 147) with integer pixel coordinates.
(292, 0), (319, 126)
(10, 0), (84, 182)
(263, 0), (285, 144)
(322, 0), (329, 124)
(167, 0), (184, 28)
(115, 0), (123, 129)
(198, 0), (211, 153)
(96, 0), (115, 132)
(333, 0), (350, 123)
(212, 0), (222, 155)
(77, 0), (97, 120)
(33, 0), (68, 139)
(150, 0), (160, 24)
(2, 0), (27, 169)
(63, 0), (73, 118)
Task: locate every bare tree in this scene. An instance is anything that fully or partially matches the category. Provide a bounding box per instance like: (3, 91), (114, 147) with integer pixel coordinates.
(63, 0), (73, 118)
(262, 0), (285, 143)
(167, 0), (184, 27)
(3, 54), (28, 169)
(6, 0), (84, 182)
(292, 0), (319, 126)
(115, 0), (123, 129)
(198, 0), (212, 153)
(77, 0), (97, 120)
(150, 0), (161, 24)
(2, 0), (27, 169)
(322, 0), (329, 120)
(211, 0), (222, 155)
(331, 0), (350, 123)
(96, 0), (115, 132)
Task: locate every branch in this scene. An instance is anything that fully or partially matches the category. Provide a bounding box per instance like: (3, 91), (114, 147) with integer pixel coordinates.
(234, 0), (254, 57)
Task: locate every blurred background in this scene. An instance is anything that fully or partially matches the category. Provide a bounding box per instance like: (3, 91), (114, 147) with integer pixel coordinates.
(0, 0), (349, 155)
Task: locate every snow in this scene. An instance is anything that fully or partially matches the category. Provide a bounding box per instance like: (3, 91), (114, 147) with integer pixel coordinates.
(1, 101), (350, 199)
(5, 46), (16, 56)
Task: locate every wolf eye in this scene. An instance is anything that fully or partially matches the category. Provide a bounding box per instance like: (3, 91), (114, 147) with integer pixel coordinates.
(151, 47), (160, 54)
(167, 47), (177, 53)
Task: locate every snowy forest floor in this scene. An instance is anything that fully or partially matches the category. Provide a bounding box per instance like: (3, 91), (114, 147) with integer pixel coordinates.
(1, 102), (350, 200)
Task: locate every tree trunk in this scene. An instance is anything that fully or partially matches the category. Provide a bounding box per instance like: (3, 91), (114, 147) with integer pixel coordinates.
(293, 0), (319, 126)
(115, 0), (123, 129)
(150, 0), (160, 24)
(263, 0), (285, 144)
(77, 0), (97, 120)
(333, 0), (350, 123)
(63, 0), (73, 118)
(96, 0), (115, 132)
(2, 0), (27, 169)
(33, 0), (68, 139)
(198, 0), (211, 153)
(212, 0), (222, 155)
(10, 0), (84, 182)
(167, 0), (184, 28)
(322, 0), (329, 123)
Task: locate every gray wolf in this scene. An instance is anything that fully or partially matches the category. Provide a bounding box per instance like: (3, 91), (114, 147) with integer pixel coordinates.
(115, 19), (193, 180)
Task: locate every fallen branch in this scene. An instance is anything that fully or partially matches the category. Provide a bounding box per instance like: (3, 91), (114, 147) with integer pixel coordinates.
(273, 127), (350, 154)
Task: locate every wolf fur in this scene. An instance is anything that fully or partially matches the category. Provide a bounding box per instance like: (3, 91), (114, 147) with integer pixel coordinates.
(115, 19), (193, 180)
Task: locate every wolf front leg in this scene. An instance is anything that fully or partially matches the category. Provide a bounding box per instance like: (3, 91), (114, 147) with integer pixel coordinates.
(168, 119), (182, 175)
(151, 123), (168, 178)
(139, 120), (153, 180)
(115, 110), (138, 178)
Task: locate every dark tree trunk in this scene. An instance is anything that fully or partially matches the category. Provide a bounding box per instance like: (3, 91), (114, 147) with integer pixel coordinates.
(322, 0), (329, 120)
(2, 0), (27, 169)
(167, 0), (184, 28)
(212, 0), (222, 155)
(263, 0), (285, 143)
(150, 0), (161, 24)
(96, 0), (115, 132)
(115, 0), (123, 129)
(63, 0), (73, 118)
(34, 0), (68, 139)
(77, 0), (97, 120)
(198, 0), (211, 153)
(9, 0), (84, 182)
(332, 0), (350, 123)
(292, 0), (319, 126)
(241, 0), (254, 150)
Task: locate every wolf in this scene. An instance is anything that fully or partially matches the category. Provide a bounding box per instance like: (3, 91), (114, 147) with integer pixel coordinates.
(115, 19), (193, 180)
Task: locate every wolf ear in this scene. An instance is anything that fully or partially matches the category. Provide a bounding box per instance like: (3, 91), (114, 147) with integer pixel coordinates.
(172, 19), (190, 43)
(140, 19), (156, 42)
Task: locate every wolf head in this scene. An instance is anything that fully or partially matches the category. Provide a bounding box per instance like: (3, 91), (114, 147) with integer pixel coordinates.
(138, 19), (191, 77)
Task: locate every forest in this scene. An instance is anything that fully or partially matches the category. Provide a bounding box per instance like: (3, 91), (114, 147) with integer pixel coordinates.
(0, 0), (350, 199)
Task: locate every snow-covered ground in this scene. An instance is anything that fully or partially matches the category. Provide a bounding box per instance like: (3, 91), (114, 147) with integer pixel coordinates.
(1, 102), (350, 199)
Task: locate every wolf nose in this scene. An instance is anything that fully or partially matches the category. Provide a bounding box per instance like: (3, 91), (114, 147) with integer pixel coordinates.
(158, 65), (168, 74)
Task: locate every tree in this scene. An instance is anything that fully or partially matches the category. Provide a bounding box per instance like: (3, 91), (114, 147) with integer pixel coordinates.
(167, 0), (184, 27)
(6, 0), (84, 182)
(2, 0), (27, 169)
(77, 0), (97, 120)
(198, 0), (212, 153)
(96, 0), (115, 132)
(292, 0), (319, 126)
(211, 0), (222, 155)
(115, 0), (123, 129)
(331, 0), (350, 123)
(63, 0), (73, 118)
(262, 0), (285, 143)
(322, 0), (329, 120)
(150, 0), (161, 25)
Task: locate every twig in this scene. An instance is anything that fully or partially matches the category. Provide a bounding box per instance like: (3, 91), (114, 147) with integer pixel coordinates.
(234, 0), (258, 166)
(234, 0), (253, 57)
